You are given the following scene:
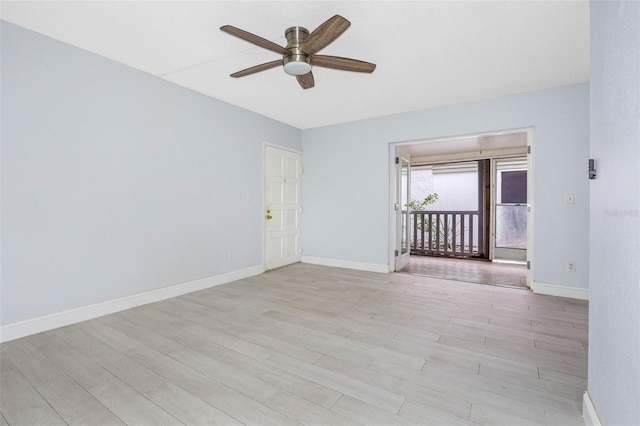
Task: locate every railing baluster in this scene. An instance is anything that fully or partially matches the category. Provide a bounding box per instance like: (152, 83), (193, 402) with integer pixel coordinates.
(427, 215), (431, 253)
(426, 213), (431, 252)
(444, 214), (449, 254)
(435, 214), (441, 254)
(469, 215), (474, 254)
(420, 213), (425, 250)
(461, 214), (466, 254)
(452, 214), (457, 254)
(413, 214), (418, 248)
(449, 214), (452, 253)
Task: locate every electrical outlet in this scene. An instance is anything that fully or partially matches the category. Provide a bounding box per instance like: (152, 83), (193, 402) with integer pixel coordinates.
(567, 262), (576, 272)
(227, 250), (233, 259)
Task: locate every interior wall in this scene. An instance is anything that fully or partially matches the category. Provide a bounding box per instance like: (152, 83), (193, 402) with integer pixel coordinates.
(301, 83), (590, 291)
(0, 21), (301, 325)
(588, 1), (640, 424)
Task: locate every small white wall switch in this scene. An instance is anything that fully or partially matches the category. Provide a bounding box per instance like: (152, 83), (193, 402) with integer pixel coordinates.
(567, 262), (576, 272)
(566, 193), (575, 204)
(227, 250), (233, 259)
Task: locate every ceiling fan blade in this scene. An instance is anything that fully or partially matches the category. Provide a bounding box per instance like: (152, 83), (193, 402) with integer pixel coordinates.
(230, 60), (283, 78)
(220, 25), (289, 55)
(311, 55), (376, 73)
(296, 72), (315, 89)
(300, 15), (350, 55)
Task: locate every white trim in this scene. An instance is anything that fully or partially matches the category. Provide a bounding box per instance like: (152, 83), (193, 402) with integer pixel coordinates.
(489, 155), (529, 263)
(395, 154), (411, 271)
(388, 144), (398, 270)
(0, 265), (264, 343)
(583, 391), (603, 426)
(489, 157), (497, 261)
(263, 141), (302, 155)
(397, 127), (534, 148)
(531, 281), (589, 300)
(301, 256), (390, 274)
(411, 146), (528, 165)
(525, 128), (534, 288)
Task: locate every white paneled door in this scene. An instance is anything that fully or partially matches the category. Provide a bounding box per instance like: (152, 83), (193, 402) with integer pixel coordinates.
(265, 146), (302, 270)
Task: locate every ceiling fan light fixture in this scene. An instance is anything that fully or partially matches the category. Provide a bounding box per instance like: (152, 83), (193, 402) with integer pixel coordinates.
(283, 59), (312, 76)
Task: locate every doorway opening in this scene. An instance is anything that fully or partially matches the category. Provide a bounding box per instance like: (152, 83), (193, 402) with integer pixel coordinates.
(390, 130), (532, 289)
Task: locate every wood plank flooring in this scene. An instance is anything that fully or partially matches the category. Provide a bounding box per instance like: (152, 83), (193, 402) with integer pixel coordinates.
(400, 255), (529, 288)
(0, 263), (588, 425)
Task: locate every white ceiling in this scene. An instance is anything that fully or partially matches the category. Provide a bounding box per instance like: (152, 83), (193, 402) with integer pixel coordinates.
(1, 1), (590, 129)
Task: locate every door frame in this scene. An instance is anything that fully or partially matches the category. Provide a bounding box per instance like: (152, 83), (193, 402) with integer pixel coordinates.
(388, 144), (411, 272)
(489, 156), (529, 262)
(388, 128), (534, 287)
(263, 142), (303, 270)
(395, 155), (411, 271)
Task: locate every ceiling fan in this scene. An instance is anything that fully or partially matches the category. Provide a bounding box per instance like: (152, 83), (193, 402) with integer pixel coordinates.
(220, 15), (376, 89)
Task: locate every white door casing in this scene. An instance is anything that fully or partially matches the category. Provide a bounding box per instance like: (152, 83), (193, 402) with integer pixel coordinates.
(491, 157), (528, 262)
(395, 154), (411, 271)
(265, 145), (302, 270)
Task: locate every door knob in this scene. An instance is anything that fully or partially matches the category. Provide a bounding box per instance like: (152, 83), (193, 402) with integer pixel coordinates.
(266, 214), (273, 220)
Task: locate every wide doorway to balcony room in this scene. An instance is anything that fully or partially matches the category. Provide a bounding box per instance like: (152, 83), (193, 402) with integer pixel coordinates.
(391, 130), (531, 289)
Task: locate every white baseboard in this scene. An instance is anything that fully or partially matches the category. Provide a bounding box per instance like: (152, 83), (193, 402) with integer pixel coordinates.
(301, 256), (390, 274)
(0, 265), (264, 343)
(583, 391), (602, 426)
(531, 281), (589, 300)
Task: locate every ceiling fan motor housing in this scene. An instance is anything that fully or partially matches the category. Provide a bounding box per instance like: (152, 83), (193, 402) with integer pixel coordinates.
(283, 26), (311, 75)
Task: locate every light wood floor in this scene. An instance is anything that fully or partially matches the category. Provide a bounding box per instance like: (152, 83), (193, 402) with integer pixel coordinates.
(400, 255), (529, 289)
(0, 263), (588, 426)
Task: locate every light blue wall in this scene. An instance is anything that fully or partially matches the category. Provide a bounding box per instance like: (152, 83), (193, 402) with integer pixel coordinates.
(589, 2), (640, 425)
(302, 83), (590, 290)
(1, 21), (301, 325)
